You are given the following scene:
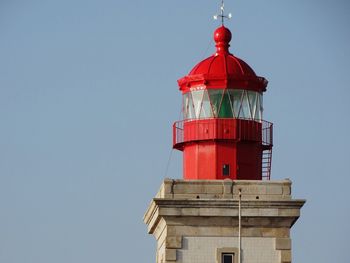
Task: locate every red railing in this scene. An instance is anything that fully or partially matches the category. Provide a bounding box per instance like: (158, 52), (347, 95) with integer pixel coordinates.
(173, 118), (273, 148)
(262, 120), (273, 148)
(173, 120), (184, 148)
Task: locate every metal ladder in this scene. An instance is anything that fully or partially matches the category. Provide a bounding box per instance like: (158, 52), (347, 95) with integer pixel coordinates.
(262, 148), (272, 180)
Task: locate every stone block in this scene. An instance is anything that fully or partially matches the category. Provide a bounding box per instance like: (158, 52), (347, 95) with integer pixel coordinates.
(166, 236), (182, 249)
(258, 208), (279, 216)
(165, 248), (177, 261)
(235, 185), (267, 195)
(242, 227), (262, 237)
(153, 218), (166, 241)
(173, 183), (223, 194)
(159, 207), (181, 216)
(222, 181), (233, 195)
(172, 193), (222, 199)
(282, 185), (291, 195)
(275, 238), (291, 250)
(167, 225), (238, 237)
(278, 209), (300, 217)
(266, 185), (283, 195)
(279, 250), (291, 262)
(163, 179), (174, 195)
(261, 228), (290, 238)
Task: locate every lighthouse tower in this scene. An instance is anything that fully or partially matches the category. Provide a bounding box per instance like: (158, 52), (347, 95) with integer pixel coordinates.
(173, 25), (272, 181)
(144, 5), (305, 263)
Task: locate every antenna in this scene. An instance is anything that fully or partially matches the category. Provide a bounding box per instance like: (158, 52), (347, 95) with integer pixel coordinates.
(213, 0), (232, 25)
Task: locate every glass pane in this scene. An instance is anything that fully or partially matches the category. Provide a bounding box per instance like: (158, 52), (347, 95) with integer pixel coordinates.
(222, 254), (234, 263)
(187, 88), (263, 121)
(183, 93), (188, 118)
(222, 164), (230, 176)
(208, 89), (224, 117)
(247, 91), (257, 120)
(191, 90), (204, 118)
(254, 93), (263, 121)
(239, 91), (251, 119)
(200, 90), (214, 118)
(183, 92), (195, 119)
(254, 93), (260, 120)
(232, 90), (243, 117)
(219, 90), (233, 118)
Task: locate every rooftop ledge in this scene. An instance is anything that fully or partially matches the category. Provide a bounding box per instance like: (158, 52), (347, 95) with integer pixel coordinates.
(143, 179), (306, 233)
(155, 178), (294, 201)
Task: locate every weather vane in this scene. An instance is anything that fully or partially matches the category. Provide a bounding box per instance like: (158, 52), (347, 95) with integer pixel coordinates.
(213, 0), (232, 25)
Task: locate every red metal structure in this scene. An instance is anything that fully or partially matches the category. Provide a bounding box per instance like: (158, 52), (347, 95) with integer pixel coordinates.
(173, 26), (273, 180)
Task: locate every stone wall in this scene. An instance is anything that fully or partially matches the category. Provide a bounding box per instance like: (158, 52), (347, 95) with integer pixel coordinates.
(144, 179), (305, 263)
(179, 237), (279, 263)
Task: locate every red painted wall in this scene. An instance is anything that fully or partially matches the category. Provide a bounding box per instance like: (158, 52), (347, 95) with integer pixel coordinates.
(178, 119), (264, 180)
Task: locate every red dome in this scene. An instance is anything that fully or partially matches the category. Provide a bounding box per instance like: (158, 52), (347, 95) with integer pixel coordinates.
(189, 53), (257, 77)
(178, 26), (267, 93)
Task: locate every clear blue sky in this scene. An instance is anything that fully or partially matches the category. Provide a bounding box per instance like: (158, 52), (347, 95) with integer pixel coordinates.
(0, 0), (349, 262)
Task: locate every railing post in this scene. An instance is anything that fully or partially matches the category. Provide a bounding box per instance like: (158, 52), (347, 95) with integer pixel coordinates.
(270, 124), (273, 146)
(173, 123), (176, 146)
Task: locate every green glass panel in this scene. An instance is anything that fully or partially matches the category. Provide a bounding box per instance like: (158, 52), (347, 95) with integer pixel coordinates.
(208, 89), (224, 117)
(199, 90), (214, 118)
(219, 90), (233, 118)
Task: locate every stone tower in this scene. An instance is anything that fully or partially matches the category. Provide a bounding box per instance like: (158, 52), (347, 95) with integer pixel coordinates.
(144, 180), (304, 263)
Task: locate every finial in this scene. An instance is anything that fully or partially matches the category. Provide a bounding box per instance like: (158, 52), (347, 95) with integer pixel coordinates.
(213, 0), (232, 25)
(214, 26), (232, 55)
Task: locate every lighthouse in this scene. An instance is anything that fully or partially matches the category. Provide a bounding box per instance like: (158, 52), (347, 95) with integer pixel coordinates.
(173, 25), (272, 181)
(144, 4), (305, 263)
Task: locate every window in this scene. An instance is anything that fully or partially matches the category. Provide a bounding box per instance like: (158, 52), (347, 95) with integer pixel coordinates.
(222, 253), (234, 263)
(216, 248), (238, 263)
(183, 92), (195, 119)
(183, 89), (263, 121)
(223, 164), (230, 176)
(200, 91), (214, 118)
(231, 90), (242, 117)
(191, 90), (204, 118)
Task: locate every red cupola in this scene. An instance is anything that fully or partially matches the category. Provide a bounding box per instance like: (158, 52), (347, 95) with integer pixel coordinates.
(173, 25), (273, 180)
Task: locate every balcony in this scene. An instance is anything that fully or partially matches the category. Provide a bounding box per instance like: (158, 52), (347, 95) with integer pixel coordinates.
(173, 118), (273, 151)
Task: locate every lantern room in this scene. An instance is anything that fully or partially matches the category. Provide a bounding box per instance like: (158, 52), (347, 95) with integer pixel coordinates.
(173, 26), (273, 181)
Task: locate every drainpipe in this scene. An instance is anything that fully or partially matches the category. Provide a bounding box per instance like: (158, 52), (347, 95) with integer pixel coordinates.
(238, 188), (242, 263)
